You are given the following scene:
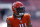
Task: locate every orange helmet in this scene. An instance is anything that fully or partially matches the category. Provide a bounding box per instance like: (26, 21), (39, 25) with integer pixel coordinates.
(12, 1), (25, 16)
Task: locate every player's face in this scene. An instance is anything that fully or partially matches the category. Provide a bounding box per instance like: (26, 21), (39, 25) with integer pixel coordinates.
(16, 7), (25, 16)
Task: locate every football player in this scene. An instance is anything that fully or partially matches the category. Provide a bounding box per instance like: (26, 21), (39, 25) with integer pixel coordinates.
(6, 1), (32, 27)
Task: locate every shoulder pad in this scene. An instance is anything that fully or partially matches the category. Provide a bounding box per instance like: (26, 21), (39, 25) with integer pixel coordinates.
(6, 15), (14, 22)
(24, 13), (31, 17)
(6, 16), (12, 21)
(24, 13), (31, 18)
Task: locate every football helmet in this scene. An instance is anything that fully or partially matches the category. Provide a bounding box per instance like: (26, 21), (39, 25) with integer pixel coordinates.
(12, 1), (25, 16)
